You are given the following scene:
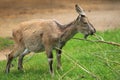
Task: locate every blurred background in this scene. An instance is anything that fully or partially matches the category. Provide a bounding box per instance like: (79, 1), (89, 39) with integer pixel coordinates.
(0, 0), (120, 37)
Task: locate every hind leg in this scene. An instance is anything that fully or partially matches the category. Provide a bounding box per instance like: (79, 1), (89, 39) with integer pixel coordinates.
(5, 46), (25, 73)
(18, 49), (30, 70)
(5, 51), (14, 73)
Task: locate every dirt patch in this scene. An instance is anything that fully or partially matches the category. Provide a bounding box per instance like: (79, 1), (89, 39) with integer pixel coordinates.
(0, 9), (120, 38)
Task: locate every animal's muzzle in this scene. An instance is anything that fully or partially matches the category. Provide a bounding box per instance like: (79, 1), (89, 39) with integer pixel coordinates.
(84, 28), (96, 39)
(89, 23), (96, 35)
(90, 28), (96, 35)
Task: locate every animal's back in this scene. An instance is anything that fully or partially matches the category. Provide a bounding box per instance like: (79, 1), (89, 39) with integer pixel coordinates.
(13, 19), (62, 52)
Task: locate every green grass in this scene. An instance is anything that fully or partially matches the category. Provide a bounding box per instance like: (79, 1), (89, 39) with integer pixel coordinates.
(0, 29), (120, 80)
(0, 37), (14, 50)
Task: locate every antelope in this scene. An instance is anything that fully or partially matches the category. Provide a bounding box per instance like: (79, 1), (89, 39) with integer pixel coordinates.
(5, 4), (96, 75)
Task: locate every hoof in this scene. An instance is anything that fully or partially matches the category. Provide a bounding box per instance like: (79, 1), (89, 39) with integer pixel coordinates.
(57, 66), (63, 71)
(18, 67), (23, 71)
(50, 70), (54, 77)
(50, 72), (54, 77)
(5, 68), (9, 74)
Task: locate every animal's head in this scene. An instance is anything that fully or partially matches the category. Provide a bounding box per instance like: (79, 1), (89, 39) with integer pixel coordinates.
(75, 4), (96, 39)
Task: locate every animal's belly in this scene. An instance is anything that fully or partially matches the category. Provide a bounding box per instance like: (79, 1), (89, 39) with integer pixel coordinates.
(24, 41), (45, 52)
(28, 44), (45, 52)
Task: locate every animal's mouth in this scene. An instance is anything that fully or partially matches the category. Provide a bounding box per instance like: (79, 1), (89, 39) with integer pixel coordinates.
(84, 33), (95, 39)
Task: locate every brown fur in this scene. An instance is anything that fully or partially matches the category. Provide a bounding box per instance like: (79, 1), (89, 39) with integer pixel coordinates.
(5, 4), (96, 75)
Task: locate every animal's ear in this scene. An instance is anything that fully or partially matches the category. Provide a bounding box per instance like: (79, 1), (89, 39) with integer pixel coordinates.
(75, 4), (86, 16)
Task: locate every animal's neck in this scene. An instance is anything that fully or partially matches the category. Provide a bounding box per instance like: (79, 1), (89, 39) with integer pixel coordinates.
(60, 20), (77, 42)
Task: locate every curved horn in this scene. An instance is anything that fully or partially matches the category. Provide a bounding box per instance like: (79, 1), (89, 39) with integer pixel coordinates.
(75, 4), (86, 16)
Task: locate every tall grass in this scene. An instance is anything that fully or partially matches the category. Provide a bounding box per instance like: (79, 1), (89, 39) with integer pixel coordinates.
(0, 29), (120, 80)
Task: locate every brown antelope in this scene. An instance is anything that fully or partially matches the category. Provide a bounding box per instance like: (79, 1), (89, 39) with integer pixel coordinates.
(5, 4), (96, 75)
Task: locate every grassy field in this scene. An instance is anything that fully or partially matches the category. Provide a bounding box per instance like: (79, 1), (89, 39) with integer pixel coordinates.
(0, 29), (120, 80)
(0, 37), (14, 50)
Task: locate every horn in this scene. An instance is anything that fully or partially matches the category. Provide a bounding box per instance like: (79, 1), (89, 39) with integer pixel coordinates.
(75, 4), (86, 16)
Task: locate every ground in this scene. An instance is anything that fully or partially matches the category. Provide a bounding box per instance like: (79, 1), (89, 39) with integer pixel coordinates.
(0, 0), (120, 60)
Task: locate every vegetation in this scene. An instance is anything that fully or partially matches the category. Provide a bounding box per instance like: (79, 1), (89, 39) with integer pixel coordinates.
(0, 37), (14, 50)
(0, 29), (120, 80)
